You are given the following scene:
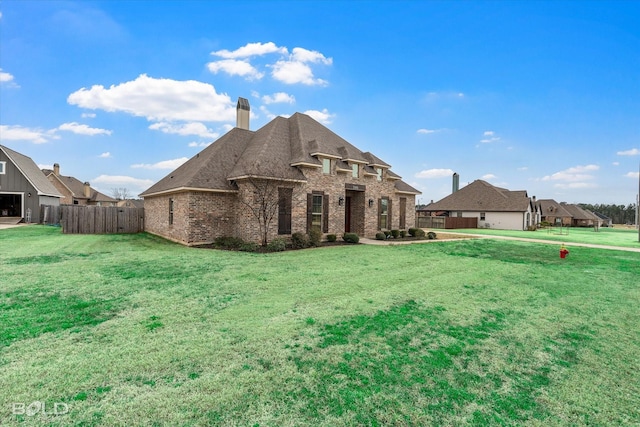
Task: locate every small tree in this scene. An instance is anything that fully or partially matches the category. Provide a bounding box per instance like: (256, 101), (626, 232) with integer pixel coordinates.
(111, 187), (131, 201)
(238, 177), (294, 247)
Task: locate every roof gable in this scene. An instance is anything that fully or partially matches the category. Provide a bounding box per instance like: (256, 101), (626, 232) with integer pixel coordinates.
(0, 145), (62, 198)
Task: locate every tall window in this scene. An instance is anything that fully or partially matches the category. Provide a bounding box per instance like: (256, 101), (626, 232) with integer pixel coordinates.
(169, 198), (174, 225)
(278, 188), (292, 234)
(376, 168), (382, 182)
(399, 197), (406, 229)
(480, 212), (486, 221)
(322, 158), (331, 174)
(0, 161), (5, 175)
(307, 192), (328, 233)
(312, 195), (323, 231)
(379, 197), (389, 230)
(352, 164), (359, 178)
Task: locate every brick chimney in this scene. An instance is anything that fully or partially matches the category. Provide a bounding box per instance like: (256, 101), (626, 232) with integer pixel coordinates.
(83, 182), (91, 198)
(54, 163), (60, 176)
(236, 97), (250, 130)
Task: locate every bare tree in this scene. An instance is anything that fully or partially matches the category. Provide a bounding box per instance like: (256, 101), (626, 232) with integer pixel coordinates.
(238, 177), (292, 246)
(111, 187), (132, 201)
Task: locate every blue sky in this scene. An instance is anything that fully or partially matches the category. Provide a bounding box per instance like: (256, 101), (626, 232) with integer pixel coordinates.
(1, 0), (639, 205)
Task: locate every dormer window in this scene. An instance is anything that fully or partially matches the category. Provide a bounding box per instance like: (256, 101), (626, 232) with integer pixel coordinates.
(352, 164), (359, 178)
(322, 158), (331, 174)
(376, 168), (382, 182)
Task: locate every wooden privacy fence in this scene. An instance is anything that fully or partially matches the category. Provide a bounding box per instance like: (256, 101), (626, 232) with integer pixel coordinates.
(41, 205), (144, 234)
(416, 215), (478, 229)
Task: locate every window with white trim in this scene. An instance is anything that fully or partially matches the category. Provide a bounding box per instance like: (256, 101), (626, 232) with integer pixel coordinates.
(322, 158), (331, 174)
(0, 161), (5, 175)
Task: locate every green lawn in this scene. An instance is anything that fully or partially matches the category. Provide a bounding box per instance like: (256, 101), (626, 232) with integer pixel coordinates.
(1, 226), (639, 426)
(447, 225), (640, 248)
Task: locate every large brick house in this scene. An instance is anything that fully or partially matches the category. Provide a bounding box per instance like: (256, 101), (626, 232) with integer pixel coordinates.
(140, 98), (421, 245)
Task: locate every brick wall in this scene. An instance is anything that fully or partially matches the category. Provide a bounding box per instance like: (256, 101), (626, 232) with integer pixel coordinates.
(144, 161), (416, 245)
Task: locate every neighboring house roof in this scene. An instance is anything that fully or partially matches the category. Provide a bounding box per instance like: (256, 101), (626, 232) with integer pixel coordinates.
(42, 169), (117, 203)
(423, 180), (530, 212)
(593, 212), (611, 221)
(141, 112), (420, 197)
(117, 199), (144, 208)
(536, 199), (572, 217)
(0, 145), (62, 198)
(560, 203), (599, 221)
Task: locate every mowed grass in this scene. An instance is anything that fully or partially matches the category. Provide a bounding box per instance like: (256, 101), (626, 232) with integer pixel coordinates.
(448, 225), (640, 248)
(1, 226), (638, 426)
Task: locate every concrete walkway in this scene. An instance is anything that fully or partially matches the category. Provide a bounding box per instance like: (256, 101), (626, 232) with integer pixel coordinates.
(360, 232), (640, 253)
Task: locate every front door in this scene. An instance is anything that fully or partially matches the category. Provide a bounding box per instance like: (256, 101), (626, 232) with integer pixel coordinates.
(344, 196), (351, 232)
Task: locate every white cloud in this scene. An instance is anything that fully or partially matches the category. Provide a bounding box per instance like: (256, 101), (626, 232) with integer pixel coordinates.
(617, 148), (640, 156)
(553, 182), (598, 189)
(58, 122), (112, 136)
(625, 171), (640, 179)
(211, 42), (287, 59)
(517, 166), (528, 171)
(188, 142), (212, 148)
(482, 174), (497, 180)
(92, 174), (155, 194)
(81, 112), (96, 118)
(612, 161), (620, 166)
(262, 92), (295, 104)
(0, 68), (15, 82)
(207, 59), (264, 80)
(149, 122), (219, 139)
(99, 152), (111, 158)
(131, 157), (189, 170)
(0, 125), (58, 144)
(38, 164), (54, 170)
(417, 128), (441, 135)
(479, 130), (501, 144)
(303, 109), (334, 124)
(415, 168), (455, 179)
(541, 164), (599, 182)
(67, 74), (236, 123)
(272, 58), (329, 86)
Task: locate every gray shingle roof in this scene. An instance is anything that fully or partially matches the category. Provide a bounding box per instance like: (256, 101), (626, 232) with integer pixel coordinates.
(560, 203), (599, 221)
(536, 199), (572, 217)
(1, 145), (62, 198)
(42, 169), (117, 202)
(141, 112), (419, 197)
(424, 180), (530, 212)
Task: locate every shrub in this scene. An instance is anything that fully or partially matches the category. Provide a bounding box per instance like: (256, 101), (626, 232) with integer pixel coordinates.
(427, 231), (437, 240)
(408, 227), (426, 238)
(399, 230), (407, 238)
(214, 236), (245, 249)
(390, 229), (400, 238)
(527, 225), (537, 231)
(266, 238), (287, 252)
(383, 230), (391, 238)
(326, 234), (337, 242)
(342, 233), (359, 244)
(375, 232), (386, 240)
(309, 228), (322, 247)
(291, 232), (309, 249)
(239, 242), (259, 252)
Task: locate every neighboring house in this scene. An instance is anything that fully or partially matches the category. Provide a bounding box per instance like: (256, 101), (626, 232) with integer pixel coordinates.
(560, 203), (600, 227)
(536, 199), (573, 226)
(0, 144), (62, 223)
(420, 179), (535, 230)
(42, 164), (117, 206)
(117, 199), (144, 208)
(593, 211), (612, 227)
(140, 98), (421, 245)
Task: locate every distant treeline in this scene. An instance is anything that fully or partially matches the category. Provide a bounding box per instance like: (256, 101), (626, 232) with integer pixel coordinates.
(578, 203), (637, 225)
